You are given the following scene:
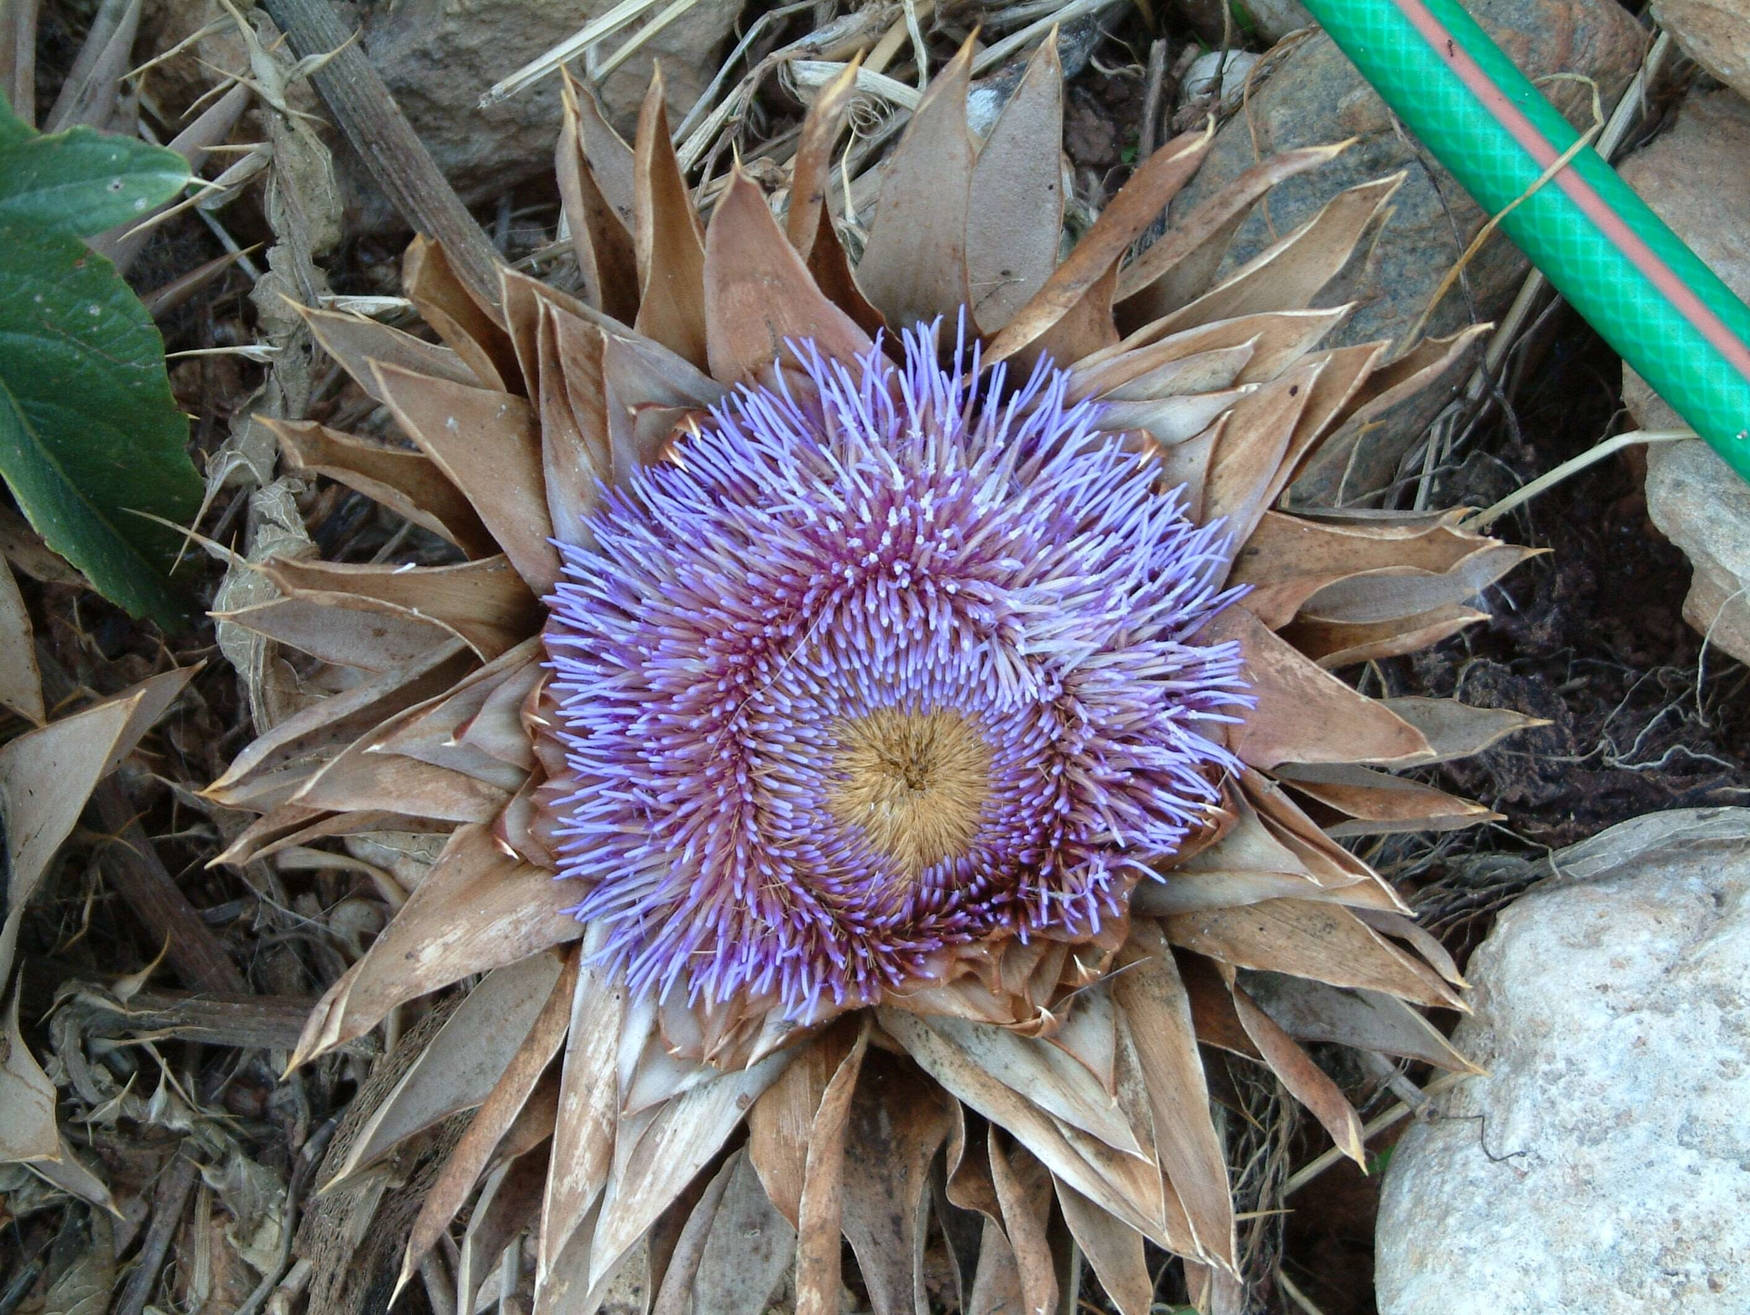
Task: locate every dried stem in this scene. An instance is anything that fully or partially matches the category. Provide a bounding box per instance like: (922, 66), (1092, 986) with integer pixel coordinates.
(257, 0), (504, 310)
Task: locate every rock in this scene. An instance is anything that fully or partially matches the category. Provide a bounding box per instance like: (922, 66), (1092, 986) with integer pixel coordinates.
(1646, 439), (1750, 664)
(1614, 90), (1750, 664)
(1163, 0), (1647, 501)
(1619, 89), (1750, 432)
(1653, 0), (1750, 101)
(144, 0), (741, 233)
(342, 0), (740, 230)
(1175, 0), (1315, 46)
(1235, 0), (1317, 43)
(1376, 808), (1750, 1315)
(1178, 50), (1262, 115)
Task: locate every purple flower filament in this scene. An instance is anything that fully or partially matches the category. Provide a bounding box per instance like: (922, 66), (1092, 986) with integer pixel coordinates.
(540, 322), (1253, 1020)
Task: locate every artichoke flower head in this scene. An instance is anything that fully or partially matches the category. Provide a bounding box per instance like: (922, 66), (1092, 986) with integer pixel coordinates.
(210, 39), (1536, 1315)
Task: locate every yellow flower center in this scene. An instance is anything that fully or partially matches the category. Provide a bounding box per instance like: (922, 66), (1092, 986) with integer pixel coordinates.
(828, 706), (992, 876)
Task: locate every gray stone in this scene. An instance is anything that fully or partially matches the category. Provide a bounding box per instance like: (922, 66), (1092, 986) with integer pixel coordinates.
(1376, 808), (1750, 1315)
(1646, 439), (1750, 665)
(341, 0), (741, 231)
(1162, 0), (1647, 501)
(1178, 50), (1263, 115)
(1653, 0), (1750, 102)
(1175, 0), (1315, 47)
(1236, 0), (1316, 44)
(143, 0), (741, 233)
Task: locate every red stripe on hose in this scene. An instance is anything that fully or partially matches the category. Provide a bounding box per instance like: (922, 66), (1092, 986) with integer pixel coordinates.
(1393, 0), (1750, 381)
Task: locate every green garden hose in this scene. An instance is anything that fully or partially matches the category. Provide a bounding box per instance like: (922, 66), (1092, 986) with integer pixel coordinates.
(1296, 0), (1750, 482)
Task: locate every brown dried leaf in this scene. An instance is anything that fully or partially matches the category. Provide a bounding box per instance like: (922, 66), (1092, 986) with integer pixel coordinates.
(539, 924), (626, 1286)
(989, 126), (1211, 363)
(270, 419), (493, 555)
(1379, 696), (1547, 766)
(1287, 604), (1488, 669)
(1246, 973), (1475, 1071)
(2, 667), (192, 982)
(327, 950), (568, 1190)
(855, 37), (975, 327)
(262, 555), (537, 660)
(1232, 511), (1493, 628)
(290, 825), (584, 1066)
(599, 329), (723, 477)
(746, 1020), (859, 1227)
(654, 1149), (795, 1315)
(214, 596), (454, 673)
(1070, 338), (1253, 407)
(369, 362), (559, 591)
(839, 1050), (953, 1315)
(460, 1149), (552, 1315)
(1055, 1176), (1153, 1315)
(404, 236), (519, 390)
(0, 561), (41, 723)
(1274, 761), (1495, 836)
(791, 1026), (867, 1315)
(532, 300), (607, 547)
(558, 70), (640, 324)
(632, 72), (709, 370)
(1117, 143), (1351, 320)
(878, 1009), (1172, 1246)
(1083, 305), (1349, 388)
(1199, 362), (1317, 539)
(0, 991), (57, 1162)
(787, 58), (860, 259)
(1211, 606), (1431, 768)
(585, 1048), (793, 1292)
(1296, 543), (1535, 626)
(1146, 174), (1403, 334)
(967, 39), (1064, 333)
(290, 734), (514, 823)
(1045, 984), (1117, 1093)
(907, 1013), (1145, 1158)
(1162, 899), (1461, 1010)
(705, 171), (873, 382)
(986, 1135), (1057, 1315)
(1112, 923), (1235, 1266)
(400, 949), (578, 1288)
(1227, 972), (1364, 1164)
(299, 303), (483, 396)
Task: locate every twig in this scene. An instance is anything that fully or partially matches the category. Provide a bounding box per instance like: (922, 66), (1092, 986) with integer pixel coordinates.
(58, 985), (353, 1052)
(93, 779), (250, 995)
(1137, 38), (1168, 164)
(257, 0), (504, 310)
(113, 1151), (201, 1315)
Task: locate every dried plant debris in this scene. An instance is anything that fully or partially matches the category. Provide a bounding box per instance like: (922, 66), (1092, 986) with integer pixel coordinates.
(173, 21), (1548, 1312)
(1, 4), (1743, 1315)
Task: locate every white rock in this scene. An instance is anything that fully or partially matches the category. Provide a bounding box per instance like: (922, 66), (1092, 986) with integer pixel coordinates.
(1376, 808), (1750, 1315)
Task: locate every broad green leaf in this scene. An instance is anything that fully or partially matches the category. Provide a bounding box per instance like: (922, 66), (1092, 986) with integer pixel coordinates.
(0, 218), (202, 626)
(0, 92), (187, 238)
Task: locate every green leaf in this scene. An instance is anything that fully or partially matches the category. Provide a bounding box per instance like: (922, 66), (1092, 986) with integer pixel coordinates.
(0, 92), (188, 239)
(0, 217), (202, 627)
